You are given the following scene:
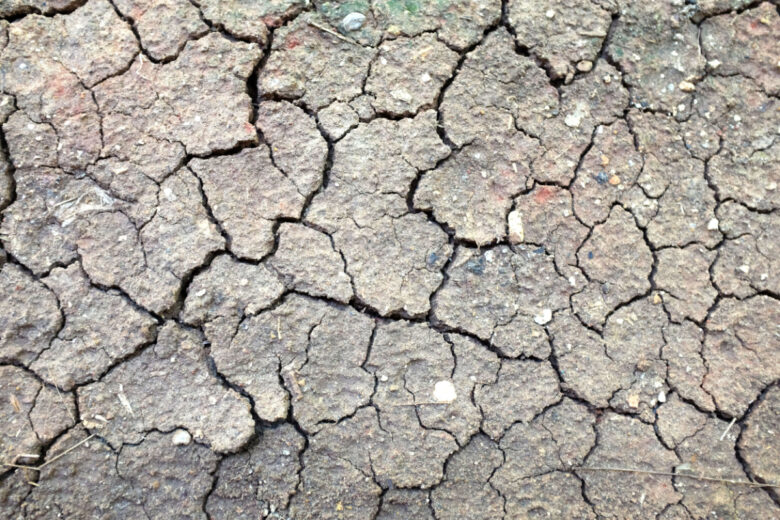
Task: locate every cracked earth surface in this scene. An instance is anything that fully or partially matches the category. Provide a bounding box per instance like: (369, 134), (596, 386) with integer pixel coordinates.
(0, 0), (778, 518)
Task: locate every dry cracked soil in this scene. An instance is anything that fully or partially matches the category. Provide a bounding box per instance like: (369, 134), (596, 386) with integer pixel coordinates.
(0, 0), (778, 519)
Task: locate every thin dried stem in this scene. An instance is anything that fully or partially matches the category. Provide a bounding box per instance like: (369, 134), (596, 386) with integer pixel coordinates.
(3, 434), (96, 472)
(307, 22), (360, 46)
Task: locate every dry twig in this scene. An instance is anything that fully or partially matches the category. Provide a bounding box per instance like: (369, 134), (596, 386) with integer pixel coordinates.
(3, 433), (96, 472)
(307, 21), (360, 45)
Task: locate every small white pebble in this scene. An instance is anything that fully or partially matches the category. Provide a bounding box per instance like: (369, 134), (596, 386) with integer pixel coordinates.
(678, 80), (695, 92)
(545, 9), (555, 18)
(534, 308), (553, 325)
(172, 429), (191, 446)
(738, 265), (750, 274)
(341, 12), (366, 31)
(433, 381), (457, 403)
(707, 218), (719, 231)
(508, 211), (524, 243)
(658, 391), (667, 403)
(564, 113), (582, 128)
(576, 60), (593, 72)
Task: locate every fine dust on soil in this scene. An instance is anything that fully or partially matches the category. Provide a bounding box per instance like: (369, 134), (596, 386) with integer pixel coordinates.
(0, 0), (778, 519)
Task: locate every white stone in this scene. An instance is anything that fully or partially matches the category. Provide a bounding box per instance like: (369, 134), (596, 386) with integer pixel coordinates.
(534, 308), (553, 325)
(577, 60), (593, 72)
(172, 429), (192, 446)
(707, 218), (719, 231)
(678, 81), (696, 92)
(564, 112), (582, 128)
(433, 380), (457, 403)
(508, 211), (524, 243)
(341, 12), (366, 31)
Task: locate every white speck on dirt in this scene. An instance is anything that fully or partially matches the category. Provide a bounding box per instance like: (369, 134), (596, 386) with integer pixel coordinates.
(433, 380), (457, 403)
(534, 308), (553, 325)
(172, 429), (192, 445)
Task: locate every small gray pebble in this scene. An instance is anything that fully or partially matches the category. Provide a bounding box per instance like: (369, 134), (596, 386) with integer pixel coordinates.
(341, 12), (366, 32)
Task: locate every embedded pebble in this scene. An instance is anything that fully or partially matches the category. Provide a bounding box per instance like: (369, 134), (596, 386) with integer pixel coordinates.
(172, 429), (192, 446)
(433, 381), (457, 403)
(534, 308), (553, 325)
(577, 60), (593, 72)
(341, 12), (366, 32)
(507, 211), (525, 243)
(678, 81), (696, 92)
